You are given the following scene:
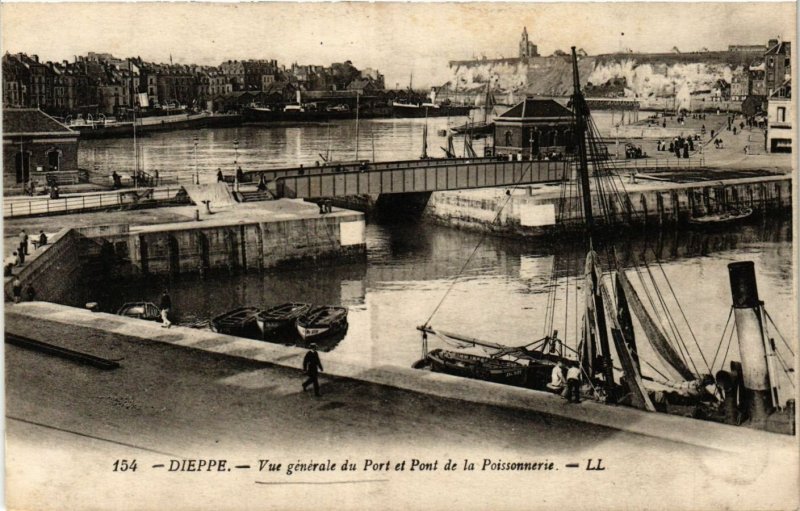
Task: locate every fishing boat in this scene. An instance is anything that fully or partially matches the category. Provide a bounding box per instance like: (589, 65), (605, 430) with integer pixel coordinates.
(296, 306), (348, 341)
(210, 307), (261, 337)
(450, 82), (496, 138)
(417, 348), (527, 385)
(256, 302), (313, 339)
(117, 302), (161, 321)
(413, 47), (794, 435)
(688, 207), (753, 226)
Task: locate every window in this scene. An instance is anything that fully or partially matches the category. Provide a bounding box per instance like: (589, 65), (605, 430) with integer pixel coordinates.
(777, 107), (786, 123)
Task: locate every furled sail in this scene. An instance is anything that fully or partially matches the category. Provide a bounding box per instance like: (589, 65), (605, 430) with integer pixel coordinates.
(616, 270), (696, 382)
(599, 280), (656, 411)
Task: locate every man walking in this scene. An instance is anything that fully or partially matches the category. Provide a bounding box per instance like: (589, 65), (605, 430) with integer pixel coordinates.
(159, 289), (172, 328)
(302, 344), (324, 397)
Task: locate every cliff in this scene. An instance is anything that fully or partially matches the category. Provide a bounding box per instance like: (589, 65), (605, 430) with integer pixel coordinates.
(445, 52), (759, 107)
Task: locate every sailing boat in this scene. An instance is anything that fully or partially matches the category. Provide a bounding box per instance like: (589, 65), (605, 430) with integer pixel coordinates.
(450, 82), (495, 138)
(414, 48), (795, 434)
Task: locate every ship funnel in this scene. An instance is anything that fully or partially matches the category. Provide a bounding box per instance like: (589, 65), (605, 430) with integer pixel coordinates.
(727, 261), (775, 426)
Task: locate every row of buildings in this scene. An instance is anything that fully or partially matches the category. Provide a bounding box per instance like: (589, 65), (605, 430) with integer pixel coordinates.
(729, 39), (791, 103)
(2, 52), (386, 117)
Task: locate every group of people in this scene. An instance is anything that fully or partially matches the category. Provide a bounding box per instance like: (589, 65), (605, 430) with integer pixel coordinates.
(10, 277), (35, 303)
(656, 135), (695, 158)
(317, 199), (334, 214)
(5, 229), (48, 277)
(547, 360), (583, 403)
(625, 144), (646, 159)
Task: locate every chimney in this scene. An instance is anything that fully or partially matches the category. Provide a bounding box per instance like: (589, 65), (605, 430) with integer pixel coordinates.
(768, 38), (779, 49)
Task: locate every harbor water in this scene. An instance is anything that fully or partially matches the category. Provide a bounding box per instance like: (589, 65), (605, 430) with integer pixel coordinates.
(78, 112), (626, 179)
(70, 218), (793, 391)
(74, 117), (793, 394)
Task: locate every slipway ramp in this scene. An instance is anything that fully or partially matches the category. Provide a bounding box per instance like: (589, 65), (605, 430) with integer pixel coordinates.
(182, 183), (238, 208)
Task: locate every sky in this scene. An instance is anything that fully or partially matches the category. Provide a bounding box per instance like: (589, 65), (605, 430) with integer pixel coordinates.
(1, 2), (796, 87)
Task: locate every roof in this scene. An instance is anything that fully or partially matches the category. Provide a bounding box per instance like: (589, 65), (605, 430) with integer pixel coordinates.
(3, 108), (76, 135)
(765, 41), (791, 56)
(498, 98), (573, 119)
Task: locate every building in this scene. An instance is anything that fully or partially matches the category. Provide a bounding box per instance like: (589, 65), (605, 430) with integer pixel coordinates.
(748, 62), (766, 96)
(728, 44), (767, 53)
(3, 108), (80, 187)
(730, 68), (750, 102)
(493, 98), (574, 158)
(519, 27), (539, 58)
(766, 79), (791, 153)
(764, 40), (791, 96)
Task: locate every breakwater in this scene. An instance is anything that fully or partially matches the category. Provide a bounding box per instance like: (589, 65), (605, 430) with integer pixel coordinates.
(421, 175), (791, 236)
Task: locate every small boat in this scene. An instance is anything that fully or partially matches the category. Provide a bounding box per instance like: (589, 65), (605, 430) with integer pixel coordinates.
(688, 207), (753, 226)
(256, 302), (313, 339)
(210, 307), (261, 337)
(117, 302), (161, 321)
(296, 306), (348, 340)
(422, 348), (527, 385)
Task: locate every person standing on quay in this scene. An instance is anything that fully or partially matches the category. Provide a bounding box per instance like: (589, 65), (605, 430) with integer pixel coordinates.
(159, 289), (172, 328)
(565, 362), (582, 403)
(11, 277), (22, 304)
(302, 344), (324, 397)
(19, 229), (28, 256)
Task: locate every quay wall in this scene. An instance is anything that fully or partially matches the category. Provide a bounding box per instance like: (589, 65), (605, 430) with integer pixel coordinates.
(125, 214), (366, 276)
(421, 176), (792, 236)
(4, 229), (89, 303)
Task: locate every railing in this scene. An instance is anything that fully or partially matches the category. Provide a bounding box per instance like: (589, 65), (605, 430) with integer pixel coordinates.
(3, 186), (186, 219)
(271, 159), (569, 199)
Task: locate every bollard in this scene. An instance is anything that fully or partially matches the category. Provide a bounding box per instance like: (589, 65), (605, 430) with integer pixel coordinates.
(195, 209), (200, 221)
(728, 261), (775, 425)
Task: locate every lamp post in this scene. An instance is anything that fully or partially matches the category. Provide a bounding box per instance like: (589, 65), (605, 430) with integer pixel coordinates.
(193, 135), (199, 184)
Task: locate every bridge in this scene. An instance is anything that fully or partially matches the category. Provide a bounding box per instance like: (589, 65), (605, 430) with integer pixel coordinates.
(264, 158), (569, 199)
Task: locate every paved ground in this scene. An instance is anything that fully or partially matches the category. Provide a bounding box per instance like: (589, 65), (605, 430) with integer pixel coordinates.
(5, 309), (797, 510)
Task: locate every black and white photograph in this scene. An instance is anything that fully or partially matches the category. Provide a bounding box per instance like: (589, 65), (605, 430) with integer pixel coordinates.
(1, 2), (797, 509)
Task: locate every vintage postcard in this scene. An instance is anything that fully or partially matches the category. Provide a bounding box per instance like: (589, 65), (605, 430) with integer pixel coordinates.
(2, 2), (797, 510)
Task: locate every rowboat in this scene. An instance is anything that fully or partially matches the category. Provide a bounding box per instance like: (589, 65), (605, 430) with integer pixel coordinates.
(420, 348), (527, 386)
(296, 306), (348, 340)
(117, 302), (161, 321)
(688, 207), (753, 226)
(256, 302), (312, 339)
(210, 307), (261, 337)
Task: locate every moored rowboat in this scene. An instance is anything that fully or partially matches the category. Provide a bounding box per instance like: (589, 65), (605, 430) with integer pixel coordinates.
(296, 306), (348, 341)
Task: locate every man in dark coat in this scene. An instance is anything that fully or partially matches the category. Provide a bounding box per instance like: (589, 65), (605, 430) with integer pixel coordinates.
(302, 344), (324, 396)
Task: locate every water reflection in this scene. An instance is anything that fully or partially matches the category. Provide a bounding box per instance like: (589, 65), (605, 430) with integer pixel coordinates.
(68, 218), (792, 373)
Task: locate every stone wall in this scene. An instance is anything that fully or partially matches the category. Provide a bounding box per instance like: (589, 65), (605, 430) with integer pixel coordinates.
(422, 176), (792, 236)
(4, 228), (88, 303)
(126, 214), (366, 276)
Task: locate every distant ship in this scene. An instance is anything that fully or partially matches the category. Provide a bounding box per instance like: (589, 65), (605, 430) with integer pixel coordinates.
(67, 111), (241, 139)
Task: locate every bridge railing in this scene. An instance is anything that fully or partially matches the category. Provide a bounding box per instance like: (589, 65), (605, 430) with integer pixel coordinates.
(3, 186), (185, 219)
(246, 157), (505, 182)
(271, 159), (569, 199)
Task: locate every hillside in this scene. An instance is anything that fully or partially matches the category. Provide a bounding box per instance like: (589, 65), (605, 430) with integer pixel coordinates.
(444, 51), (759, 107)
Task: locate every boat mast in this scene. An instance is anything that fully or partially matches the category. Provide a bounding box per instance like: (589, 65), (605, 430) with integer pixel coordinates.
(355, 91), (360, 160)
(571, 46), (616, 400)
(571, 47), (594, 240)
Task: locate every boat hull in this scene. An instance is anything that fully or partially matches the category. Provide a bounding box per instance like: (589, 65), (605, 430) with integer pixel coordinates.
(424, 349), (527, 386)
(116, 302), (161, 322)
(256, 303), (313, 339)
(295, 306), (348, 341)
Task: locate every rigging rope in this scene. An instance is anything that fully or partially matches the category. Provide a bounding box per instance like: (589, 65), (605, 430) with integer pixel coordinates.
(422, 161), (536, 329)
(764, 309), (794, 357)
(710, 307), (734, 373)
(651, 253), (712, 375)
